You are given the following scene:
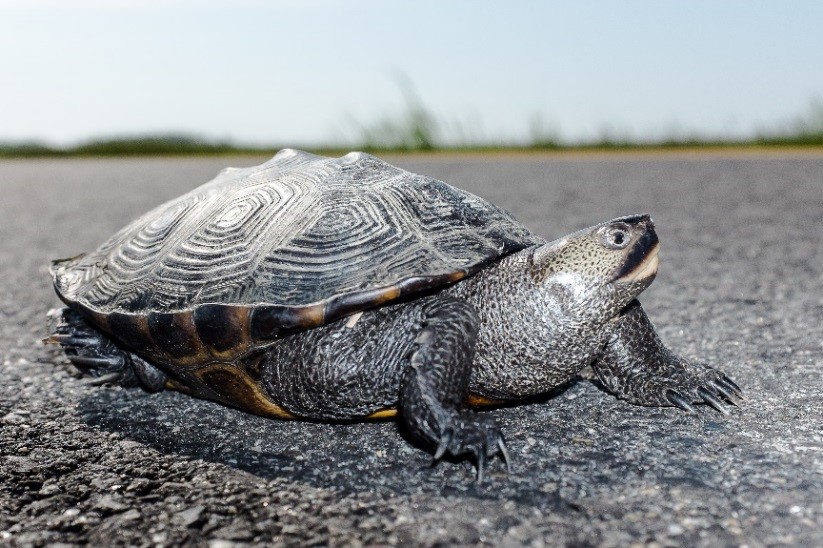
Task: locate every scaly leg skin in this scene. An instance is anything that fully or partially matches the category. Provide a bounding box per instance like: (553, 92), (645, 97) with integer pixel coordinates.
(48, 308), (167, 392)
(399, 297), (508, 482)
(592, 300), (742, 414)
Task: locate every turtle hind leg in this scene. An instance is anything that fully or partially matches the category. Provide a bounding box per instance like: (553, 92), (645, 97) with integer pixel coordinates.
(48, 307), (167, 392)
(591, 300), (742, 414)
(400, 297), (508, 482)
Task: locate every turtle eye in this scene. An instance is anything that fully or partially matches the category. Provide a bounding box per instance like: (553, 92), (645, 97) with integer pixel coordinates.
(601, 223), (631, 249)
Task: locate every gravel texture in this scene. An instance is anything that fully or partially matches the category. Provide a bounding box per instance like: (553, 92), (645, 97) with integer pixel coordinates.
(1, 152), (821, 546)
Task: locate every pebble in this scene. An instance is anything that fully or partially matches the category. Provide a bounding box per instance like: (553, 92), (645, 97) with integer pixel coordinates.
(175, 506), (204, 527)
(93, 495), (129, 514)
(2, 413), (26, 425)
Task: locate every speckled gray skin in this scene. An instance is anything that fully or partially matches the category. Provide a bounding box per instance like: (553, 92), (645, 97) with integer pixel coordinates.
(53, 213), (740, 478)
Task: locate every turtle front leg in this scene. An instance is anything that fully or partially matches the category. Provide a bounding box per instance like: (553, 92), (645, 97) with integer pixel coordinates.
(47, 307), (167, 392)
(591, 300), (742, 414)
(400, 297), (508, 481)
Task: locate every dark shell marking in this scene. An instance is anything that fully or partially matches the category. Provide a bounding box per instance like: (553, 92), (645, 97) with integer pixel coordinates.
(52, 149), (539, 366)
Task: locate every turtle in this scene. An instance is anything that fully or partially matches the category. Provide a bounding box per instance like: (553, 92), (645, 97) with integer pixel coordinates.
(48, 149), (742, 480)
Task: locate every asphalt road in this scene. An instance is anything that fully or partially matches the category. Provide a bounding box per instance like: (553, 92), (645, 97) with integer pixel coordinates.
(1, 152), (821, 546)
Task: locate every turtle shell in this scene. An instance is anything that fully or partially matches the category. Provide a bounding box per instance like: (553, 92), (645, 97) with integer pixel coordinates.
(53, 149), (539, 367)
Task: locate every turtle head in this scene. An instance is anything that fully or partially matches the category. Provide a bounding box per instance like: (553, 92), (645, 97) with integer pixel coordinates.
(531, 214), (660, 319)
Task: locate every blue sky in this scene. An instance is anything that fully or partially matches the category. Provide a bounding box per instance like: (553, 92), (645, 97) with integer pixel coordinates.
(2, 1), (822, 146)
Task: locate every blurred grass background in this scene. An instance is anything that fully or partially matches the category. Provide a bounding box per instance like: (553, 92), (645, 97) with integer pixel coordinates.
(3, 94), (822, 158)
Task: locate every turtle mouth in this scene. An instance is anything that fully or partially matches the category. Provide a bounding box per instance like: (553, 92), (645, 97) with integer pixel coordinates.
(615, 242), (660, 283)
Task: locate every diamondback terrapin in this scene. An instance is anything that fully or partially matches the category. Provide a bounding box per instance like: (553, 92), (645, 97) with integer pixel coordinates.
(49, 149), (741, 479)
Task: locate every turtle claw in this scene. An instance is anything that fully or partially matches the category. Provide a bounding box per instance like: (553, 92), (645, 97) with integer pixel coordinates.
(70, 355), (122, 369)
(690, 367), (743, 413)
(621, 363), (742, 415)
(431, 415), (508, 482)
(720, 375), (744, 399)
(83, 372), (125, 386)
(475, 450), (487, 483)
(673, 366), (741, 414)
(708, 378), (740, 405)
(498, 436), (512, 473)
(433, 428), (453, 462)
(666, 389), (697, 414)
(697, 387), (729, 415)
(46, 333), (97, 347)
(42, 333), (68, 344)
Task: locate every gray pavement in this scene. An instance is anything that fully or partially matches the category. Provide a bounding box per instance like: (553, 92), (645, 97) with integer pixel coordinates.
(1, 152), (821, 546)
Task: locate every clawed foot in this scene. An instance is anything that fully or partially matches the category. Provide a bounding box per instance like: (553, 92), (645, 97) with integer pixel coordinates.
(592, 301), (744, 417)
(663, 363), (743, 415)
(47, 310), (128, 378)
(432, 415), (510, 483)
(45, 308), (139, 387)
